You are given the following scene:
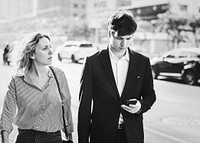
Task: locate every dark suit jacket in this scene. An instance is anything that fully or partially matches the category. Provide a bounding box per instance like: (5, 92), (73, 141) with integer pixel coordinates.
(78, 48), (156, 143)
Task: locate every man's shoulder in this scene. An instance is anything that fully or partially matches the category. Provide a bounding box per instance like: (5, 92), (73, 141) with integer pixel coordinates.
(129, 48), (149, 60)
(88, 49), (107, 59)
(84, 49), (107, 66)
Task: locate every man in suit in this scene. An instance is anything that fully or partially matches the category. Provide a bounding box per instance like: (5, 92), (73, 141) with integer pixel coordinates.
(78, 10), (156, 143)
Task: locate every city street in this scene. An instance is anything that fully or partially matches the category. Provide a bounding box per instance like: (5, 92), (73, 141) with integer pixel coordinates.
(1, 0), (200, 142)
(0, 51), (200, 143)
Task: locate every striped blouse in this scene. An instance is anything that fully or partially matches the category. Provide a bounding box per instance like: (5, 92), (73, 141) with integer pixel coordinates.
(0, 66), (73, 134)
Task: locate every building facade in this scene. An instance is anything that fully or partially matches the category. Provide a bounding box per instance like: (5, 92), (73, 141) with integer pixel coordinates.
(0, 0), (88, 46)
(0, 0), (87, 26)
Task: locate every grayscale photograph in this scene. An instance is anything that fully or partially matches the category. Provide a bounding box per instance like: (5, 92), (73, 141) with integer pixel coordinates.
(0, 0), (200, 143)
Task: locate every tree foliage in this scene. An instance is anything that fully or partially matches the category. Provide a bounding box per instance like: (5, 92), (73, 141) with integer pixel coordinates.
(156, 12), (200, 48)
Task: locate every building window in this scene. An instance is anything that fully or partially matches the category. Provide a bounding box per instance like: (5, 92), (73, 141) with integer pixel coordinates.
(137, 9), (141, 14)
(153, 6), (157, 11)
(81, 14), (86, 19)
(74, 4), (78, 8)
(179, 4), (187, 11)
(73, 13), (78, 17)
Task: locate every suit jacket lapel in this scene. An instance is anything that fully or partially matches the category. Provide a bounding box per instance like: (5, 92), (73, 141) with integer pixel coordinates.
(99, 48), (119, 98)
(121, 48), (137, 98)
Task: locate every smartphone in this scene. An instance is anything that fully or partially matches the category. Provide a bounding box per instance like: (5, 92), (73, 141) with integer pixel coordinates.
(125, 100), (137, 106)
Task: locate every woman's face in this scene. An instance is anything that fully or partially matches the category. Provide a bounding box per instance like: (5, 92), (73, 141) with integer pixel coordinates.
(32, 37), (53, 66)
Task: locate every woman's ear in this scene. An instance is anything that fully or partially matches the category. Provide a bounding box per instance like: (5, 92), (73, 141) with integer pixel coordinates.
(30, 54), (35, 59)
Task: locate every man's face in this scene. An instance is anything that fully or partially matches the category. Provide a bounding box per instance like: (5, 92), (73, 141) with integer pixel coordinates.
(109, 31), (133, 54)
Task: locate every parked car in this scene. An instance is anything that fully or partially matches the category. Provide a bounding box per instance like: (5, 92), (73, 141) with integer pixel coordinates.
(57, 41), (98, 63)
(151, 47), (200, 85)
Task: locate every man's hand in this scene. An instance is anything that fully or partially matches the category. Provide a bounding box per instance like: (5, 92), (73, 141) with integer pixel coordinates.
(121, 99), (141, 114)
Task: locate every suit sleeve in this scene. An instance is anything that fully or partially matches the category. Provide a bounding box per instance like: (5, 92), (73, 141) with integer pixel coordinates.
(78, 58), (93, 143)
(140, 58), (156, 113)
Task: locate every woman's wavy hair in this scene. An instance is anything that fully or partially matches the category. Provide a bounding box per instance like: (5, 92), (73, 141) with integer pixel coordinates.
(17, 32), (50, 73)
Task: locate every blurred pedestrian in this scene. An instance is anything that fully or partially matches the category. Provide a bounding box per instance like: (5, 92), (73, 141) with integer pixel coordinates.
(3, 43), (12, 65)
(0, 32), (73, 143)
(78, 10), (156, 143)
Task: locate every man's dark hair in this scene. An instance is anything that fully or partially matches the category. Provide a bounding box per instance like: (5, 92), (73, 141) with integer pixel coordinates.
(108, 10), (137, 36)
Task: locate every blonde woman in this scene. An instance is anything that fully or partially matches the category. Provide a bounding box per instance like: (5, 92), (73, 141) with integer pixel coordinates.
(0, 32), (73, 143)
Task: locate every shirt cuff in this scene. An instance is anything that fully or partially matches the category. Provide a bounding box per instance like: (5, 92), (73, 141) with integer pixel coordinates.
(137, 108), (142, 114)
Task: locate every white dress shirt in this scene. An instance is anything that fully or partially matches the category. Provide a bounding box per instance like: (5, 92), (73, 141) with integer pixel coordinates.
(109, 48), (129, 124)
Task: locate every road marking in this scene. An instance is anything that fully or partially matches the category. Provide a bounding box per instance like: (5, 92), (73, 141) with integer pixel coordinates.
(158, 96), (182, 103)
(145, 127), (189, 143)
(162, 116), (200, 126)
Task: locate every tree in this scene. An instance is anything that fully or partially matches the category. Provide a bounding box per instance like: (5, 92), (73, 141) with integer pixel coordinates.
(156, 11), (200, 48)
(189, 15), (200, 47)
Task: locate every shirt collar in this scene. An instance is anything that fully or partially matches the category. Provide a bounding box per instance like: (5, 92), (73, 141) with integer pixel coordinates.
(23, 69), (53, 83)
(109, 47), (130, 62)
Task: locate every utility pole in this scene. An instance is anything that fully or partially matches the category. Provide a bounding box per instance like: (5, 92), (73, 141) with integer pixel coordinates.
(32, 0), (37, 17)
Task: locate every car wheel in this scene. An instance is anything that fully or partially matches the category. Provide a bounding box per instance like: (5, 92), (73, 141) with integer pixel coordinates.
(71, 55), (78, 63)
(58, 53), (62, 61)
(152, 66), (159, 79)
(182, 70), (197, 85)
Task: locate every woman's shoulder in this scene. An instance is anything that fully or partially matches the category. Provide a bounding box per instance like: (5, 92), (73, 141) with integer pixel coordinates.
(49, 66), (65, 77)
(50, 66), (63, 72)
(6, 73), (24, 86)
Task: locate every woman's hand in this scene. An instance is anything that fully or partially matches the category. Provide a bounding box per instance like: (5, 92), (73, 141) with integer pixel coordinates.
(1, 130), (9, 143)
(68, 133), (73, 140)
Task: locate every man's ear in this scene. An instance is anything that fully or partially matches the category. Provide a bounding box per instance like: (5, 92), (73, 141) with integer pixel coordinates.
(109, 30), (114, 38)
(108, 30), (111, 37)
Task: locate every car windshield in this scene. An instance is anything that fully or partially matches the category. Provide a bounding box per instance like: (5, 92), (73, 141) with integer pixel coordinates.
(80, 44), (93, 48)
(163, 48), (200, 59)
(180, 51), (200, 58)
(65, 44), (77, 47)
(164, 49), (179, 58)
